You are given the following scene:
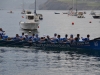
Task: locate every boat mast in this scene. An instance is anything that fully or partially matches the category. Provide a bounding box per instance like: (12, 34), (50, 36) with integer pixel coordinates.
(72, 0), (74, 10)
(34, 0), (36, 14)
(76, 0), (77, 15)
(22, 0), (24, 11)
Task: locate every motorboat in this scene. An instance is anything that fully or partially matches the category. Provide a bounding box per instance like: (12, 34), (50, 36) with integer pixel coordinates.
(19, 14), (39, 30)
(93, 13), (100, 19)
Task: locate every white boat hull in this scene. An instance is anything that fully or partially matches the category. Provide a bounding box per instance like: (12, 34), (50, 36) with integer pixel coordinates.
(20, 22), (39, 30)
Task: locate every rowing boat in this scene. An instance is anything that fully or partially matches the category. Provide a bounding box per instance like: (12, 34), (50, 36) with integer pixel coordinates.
(0, 38), (100, 50)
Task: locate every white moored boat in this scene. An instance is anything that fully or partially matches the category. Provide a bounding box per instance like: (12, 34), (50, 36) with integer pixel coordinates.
(19, 14), (39, 30)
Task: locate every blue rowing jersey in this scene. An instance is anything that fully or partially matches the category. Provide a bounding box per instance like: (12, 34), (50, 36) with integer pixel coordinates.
(82, 38), (89, 41)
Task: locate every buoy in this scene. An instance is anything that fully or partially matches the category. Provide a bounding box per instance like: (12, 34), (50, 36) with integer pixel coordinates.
(22, 16), (24, 18)
(72, 22), (74, 25)
(89, 21), (92, 23)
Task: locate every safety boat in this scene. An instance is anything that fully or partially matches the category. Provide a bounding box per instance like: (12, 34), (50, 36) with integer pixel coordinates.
(19, 14), (39, 30)
(0, 38), (100, 50)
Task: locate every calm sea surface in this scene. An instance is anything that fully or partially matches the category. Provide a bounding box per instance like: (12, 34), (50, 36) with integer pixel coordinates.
(0, 10), (100, 75)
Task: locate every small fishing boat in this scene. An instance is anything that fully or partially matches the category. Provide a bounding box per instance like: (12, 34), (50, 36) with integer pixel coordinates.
(7, 11), (13, 13)
(0, 38), (100, 50)
(21, 0), (25, 14)
(63, 12), (67, 14)
(92, 13), (100, 19)
(54, 12), (60, 14)
(93, 15), (100, 19)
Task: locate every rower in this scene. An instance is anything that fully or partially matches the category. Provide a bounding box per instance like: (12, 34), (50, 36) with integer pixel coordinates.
(33, 34), (40, 42)
(62, 34), (68, 43)
(20, 32), (25, 40)
(81, 34), (90, 41)
(13, 34), (21, 41)
(68, 34), (74, 43)
(56, 34), (63, 43)
(74, 34), (80, 42)
(0, 28), (8, 40)
(51, 33), (58, 43)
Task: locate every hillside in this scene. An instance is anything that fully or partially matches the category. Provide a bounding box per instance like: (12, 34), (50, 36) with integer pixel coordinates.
(39, 0), (100, 10)
(0, 0), (47, 10)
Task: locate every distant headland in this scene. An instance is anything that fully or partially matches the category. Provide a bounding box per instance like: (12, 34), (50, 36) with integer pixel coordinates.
(39, 0), (100, 10)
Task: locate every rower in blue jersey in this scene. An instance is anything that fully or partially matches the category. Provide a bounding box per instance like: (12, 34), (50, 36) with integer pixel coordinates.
(20, 33), (25, 39)
(30, 34), (35, 42)
(62, 34), (68, 43)
(24, 34), (29, 41)
(56, 34), (63, 43)
(68, 34), (74, 43)
(0, 28), (7, 40)
(74, 34), (80, 42)
(46, 35), (51, 43)
(33, 34), (40, 42)
(13, 34), (21, 41)
(81, 34), (90, 41)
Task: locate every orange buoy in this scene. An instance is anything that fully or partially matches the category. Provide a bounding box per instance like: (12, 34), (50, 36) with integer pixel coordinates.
(72, 22), (74, 25)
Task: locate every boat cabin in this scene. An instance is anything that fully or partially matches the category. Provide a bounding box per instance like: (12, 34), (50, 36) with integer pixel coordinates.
(25, 10), (32, 14)
(26, 14), (35, 21)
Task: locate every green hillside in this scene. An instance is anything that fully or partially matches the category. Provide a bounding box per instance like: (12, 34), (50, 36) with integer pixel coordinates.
(39, 0), (100, 10)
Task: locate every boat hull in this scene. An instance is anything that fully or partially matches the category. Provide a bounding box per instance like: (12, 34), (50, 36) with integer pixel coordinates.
(0, 39), (100, 50)
(93, 16), (100, 19)
(20, 22), (39, 30)
(32, 40), (100, 50)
